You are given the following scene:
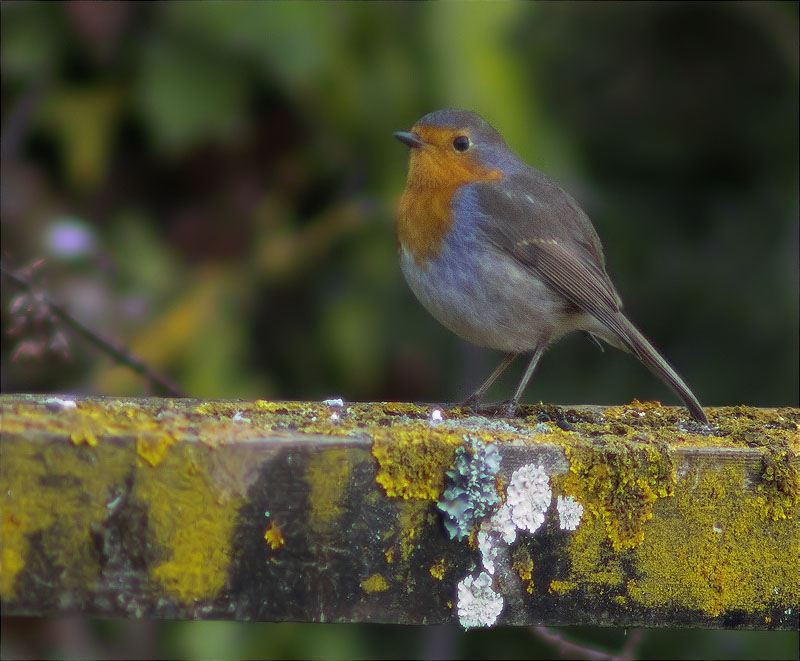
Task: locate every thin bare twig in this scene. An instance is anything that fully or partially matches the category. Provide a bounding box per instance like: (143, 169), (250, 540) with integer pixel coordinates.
(531, 627), (644, 661)
(1, 262), (187, 397)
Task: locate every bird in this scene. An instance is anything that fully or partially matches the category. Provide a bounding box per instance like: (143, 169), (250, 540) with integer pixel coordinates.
(393, 109), (708, 424)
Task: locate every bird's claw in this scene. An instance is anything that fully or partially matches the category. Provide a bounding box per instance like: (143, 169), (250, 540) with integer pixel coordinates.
(460, 398), (521, 417)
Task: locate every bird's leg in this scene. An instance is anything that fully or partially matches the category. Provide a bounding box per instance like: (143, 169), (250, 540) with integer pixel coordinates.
(461, 352), (517, 409)
(500, 345), (545, 417)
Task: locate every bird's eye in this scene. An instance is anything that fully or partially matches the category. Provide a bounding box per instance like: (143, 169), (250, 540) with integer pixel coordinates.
(452, 136), (470, 152)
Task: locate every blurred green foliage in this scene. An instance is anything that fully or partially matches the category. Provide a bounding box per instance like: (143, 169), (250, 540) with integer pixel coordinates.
(1, 2), (798, 659)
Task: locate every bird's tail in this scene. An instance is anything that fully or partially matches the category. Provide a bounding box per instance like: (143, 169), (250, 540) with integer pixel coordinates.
(614, 315), (708, 424)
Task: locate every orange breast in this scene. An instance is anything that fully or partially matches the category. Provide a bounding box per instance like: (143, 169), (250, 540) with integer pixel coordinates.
(397, 126), (503, 267)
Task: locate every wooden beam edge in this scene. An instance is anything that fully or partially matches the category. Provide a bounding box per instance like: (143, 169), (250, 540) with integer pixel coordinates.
(1, 395), (798, 630)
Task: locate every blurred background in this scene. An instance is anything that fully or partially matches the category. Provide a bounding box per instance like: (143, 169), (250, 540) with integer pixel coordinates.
(1, 2), (797, 659)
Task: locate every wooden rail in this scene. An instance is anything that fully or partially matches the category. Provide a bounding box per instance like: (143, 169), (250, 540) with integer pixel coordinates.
(1, 394), (797, 630)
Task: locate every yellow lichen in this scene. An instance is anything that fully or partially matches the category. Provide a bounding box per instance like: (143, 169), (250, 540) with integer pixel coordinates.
(264, 522), (285, 550)
(396, 499), (430, 560)
(564, 513), (626, 591)
(136, 431), (175, 466)
(255, 400), (322, 416)
(563, 437), (675, 551)
(303, 449), (353, 534)
(194, 402), (216, 415)
(361, 573), (389, 593)
(137, 445), (242, 603)
(0, 437), (132, 598)
(603, 399), (670, 419)
(549, 579), (577, 594)
(0, 511), (28, 596)
(195, 419), (236, 448)
(512, 546), (534, 581)
(556, 452), (800, 616)
(429, 558), (446, 580)
(512, 545), (535, 593)
(2, 396), (798, 619)
(70, 427), (98, 447)
(628, 463), (800, 617)
(756, 446), (800, 521)
(378, 402), (431, 416)
(371, 424), (464, 500)
(712, 406), (800, 453)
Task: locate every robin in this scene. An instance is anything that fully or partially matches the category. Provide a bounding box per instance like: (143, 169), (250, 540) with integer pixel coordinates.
(394, 109), (708, 424)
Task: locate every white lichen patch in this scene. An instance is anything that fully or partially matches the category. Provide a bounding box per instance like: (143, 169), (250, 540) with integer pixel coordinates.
(506, 464), (552, 533)
(450, 459), (563, 626)
(481, 503), (517, 545)
(477, 529), (502, 575)
(457, 572), (504, 628)
(477, 504), (516, 575)
(556, 495), (583, 531)
(44, 397), (77, 412)
(477, 504), (517, 575)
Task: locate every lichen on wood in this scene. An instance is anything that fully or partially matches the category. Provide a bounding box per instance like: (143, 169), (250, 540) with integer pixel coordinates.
(0, 394), (797, 629)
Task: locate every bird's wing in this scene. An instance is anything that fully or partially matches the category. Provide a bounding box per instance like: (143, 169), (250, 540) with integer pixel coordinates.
(473, 172), (633, 349)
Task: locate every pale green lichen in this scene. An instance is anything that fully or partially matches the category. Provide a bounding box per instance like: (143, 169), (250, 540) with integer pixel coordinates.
(437, 437), (501, 540)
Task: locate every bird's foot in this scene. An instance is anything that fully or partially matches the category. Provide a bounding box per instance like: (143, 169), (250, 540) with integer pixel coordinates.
(461, 398), (521, 417)
(531, 404), (575, 431)
(496, 400), (522, 417)
(460, 392), (483, 410)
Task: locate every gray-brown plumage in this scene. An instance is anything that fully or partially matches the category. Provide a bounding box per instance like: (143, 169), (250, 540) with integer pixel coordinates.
(395, 109), (708, 424)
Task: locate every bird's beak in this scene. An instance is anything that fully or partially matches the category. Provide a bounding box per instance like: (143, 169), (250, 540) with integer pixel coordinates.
(393, 131), (425, 148)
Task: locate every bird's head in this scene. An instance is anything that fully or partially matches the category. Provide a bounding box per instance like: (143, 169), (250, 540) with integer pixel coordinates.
(394, 110), (515, 190)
